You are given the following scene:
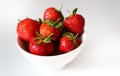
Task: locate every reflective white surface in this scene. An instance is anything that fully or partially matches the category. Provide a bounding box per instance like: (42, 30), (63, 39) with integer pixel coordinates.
(0, 0), (120, 76)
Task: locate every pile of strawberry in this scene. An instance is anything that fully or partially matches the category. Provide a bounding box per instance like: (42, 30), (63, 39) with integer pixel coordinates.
(17, 7), (85, 56)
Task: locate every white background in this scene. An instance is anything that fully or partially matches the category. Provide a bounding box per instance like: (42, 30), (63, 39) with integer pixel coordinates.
(0, 0), (120, 76)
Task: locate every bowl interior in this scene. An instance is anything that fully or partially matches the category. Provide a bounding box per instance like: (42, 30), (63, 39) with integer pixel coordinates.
(16, 31), (86, 58)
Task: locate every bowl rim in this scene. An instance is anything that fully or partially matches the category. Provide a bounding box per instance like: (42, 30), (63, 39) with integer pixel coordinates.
(16, 32), (86, 58)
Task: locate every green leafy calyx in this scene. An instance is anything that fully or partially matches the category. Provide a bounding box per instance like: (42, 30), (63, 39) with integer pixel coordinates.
(34, 31), (53, 44)
(63, 32), (79, 47)
(44, 19), (63, 29)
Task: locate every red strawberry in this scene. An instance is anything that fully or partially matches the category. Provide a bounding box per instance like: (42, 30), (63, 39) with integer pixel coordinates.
(63, 8), (85, 35)
(29, 32), (54, 56)
(59, 32), (81, 53)
(44, 7), (64, 22)
(17, 18), (40, 42)
(40, 20), (62, 41)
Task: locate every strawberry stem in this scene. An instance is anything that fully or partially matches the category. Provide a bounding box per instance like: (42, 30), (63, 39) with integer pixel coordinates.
(43, 38), (51, 43)
(36, 31), (45, 39)
(44, 19), (63, 29)
(53, 18), (61, 25)
(34, 31), (46, 45)
(48, 33), (53, 38)
(73, 33), (79, 40)
(43, 33), (53, 43)
(63, 32), (79, 47)
(73, 33), (79, 47)
(36, 40), (42, 45)
(44, 19), (54, 27)
(34, 37), (40, 40)
(34, 32), (53, 44)
(63, 32), (75, 40)
(55, 22), (62, 28)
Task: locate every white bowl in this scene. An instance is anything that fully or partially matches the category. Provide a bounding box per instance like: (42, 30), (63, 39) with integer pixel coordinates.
(16, 32), (86, 71)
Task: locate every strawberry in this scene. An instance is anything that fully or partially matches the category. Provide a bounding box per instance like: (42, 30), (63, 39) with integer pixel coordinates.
(63, 8), (85, 35)
(44, 7), (64, 22)
(17, 18), (40, 42)
(40, 20), (62, 41)
(29, 32), (54, 56)
(59, 32), (81, 53)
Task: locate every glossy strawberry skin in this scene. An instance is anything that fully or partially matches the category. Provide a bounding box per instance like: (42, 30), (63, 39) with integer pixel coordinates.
(63, 14), (85, 35)
(17, 18), (40, 42)
(44, 7), (63, 22)
(59, 36), (81, 53)
(40, 23), (60, 41)
(29, 39), (54, 56)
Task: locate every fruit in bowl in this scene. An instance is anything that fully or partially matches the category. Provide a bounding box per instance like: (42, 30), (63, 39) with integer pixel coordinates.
(16, 7), (86, 70)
